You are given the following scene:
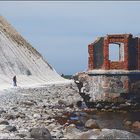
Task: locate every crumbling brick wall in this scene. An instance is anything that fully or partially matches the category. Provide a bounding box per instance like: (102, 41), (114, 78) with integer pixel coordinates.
(88, 34), (140, 70)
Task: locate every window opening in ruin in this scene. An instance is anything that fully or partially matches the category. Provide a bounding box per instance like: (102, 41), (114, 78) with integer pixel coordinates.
(109, 43), (124, 61)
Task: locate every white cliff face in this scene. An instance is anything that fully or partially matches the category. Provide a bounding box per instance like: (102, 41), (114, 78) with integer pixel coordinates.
(0, 16), (70, 89)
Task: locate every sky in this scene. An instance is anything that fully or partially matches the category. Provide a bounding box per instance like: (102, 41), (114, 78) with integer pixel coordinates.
(0, 1), (140, 75)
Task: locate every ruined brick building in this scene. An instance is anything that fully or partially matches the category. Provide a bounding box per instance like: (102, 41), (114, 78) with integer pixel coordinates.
(88, 34), (140, 70)
(76, 34), (140, 102)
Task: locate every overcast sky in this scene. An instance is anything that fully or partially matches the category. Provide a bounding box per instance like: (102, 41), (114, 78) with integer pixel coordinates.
(0, 1), (140, 75)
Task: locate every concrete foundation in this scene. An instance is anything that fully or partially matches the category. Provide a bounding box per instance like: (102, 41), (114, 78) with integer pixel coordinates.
(75, 70), (140, 102)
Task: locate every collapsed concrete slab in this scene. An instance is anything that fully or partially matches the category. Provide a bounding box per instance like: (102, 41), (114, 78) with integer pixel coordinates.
(75, 34), (140, 103)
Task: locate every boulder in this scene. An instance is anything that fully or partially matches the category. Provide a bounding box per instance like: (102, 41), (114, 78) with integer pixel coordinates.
(97, 129), (140, 139)
(85, 119), (100, 129)
(73, 129), (140, 139)
(30, 127), (52, 139)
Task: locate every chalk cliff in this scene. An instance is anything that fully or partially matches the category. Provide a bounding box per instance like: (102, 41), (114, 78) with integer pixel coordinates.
(0, 16), (68, 89)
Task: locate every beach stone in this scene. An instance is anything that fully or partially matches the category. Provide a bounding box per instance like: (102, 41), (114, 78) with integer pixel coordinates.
(18, 129), (30, 138)
(0, 125), (7, 131)
(11, 107), (18, 111)
(0, 133), (11, 139)
(47, 123), (56, 131)
(30, 127), (52, 139)
(80, 102), (87, 109)
(0, 109), (6, 114)
(20, 101), (34, 106)
(111, 106), (119, 110)
(124, 121), (132, 127)
(119, 104), (129, 109)
(0, 119), (9, 125)
(6, 125), (17, 132)
(33, 113), (41, 119)
(85, 119), (100, 129)
(51, 130), (63, 139)
(58, 100), (67, 106)
(76, 101), (83, 108)
(104, 105), (110, 110)
(96, 103), (103, 109)
(132, 121), (140, 129)
(16, 133), (27, 138)
(65, 123), (76, 130)
(3, 114), (15, 120)
(65, 124), (81, 134)
(16, 112), (26, 119)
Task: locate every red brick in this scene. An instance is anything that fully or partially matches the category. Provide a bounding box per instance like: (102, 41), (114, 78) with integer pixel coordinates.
(88, 34), (140, 70)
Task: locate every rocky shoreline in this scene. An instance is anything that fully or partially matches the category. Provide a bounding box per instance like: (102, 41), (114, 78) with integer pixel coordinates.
(0, 83), (139, 139)
(0, 83), (82, 139)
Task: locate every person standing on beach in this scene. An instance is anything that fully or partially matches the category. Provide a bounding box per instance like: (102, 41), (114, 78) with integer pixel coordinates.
(13, 75), (17, 86)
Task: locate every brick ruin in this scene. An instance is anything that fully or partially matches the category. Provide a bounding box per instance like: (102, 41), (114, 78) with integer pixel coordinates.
(75, 34), (140, 103)
(88, 34), (140, 71)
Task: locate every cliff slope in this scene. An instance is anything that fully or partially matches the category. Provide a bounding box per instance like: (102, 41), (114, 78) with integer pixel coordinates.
(0, 16), (69, 89)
